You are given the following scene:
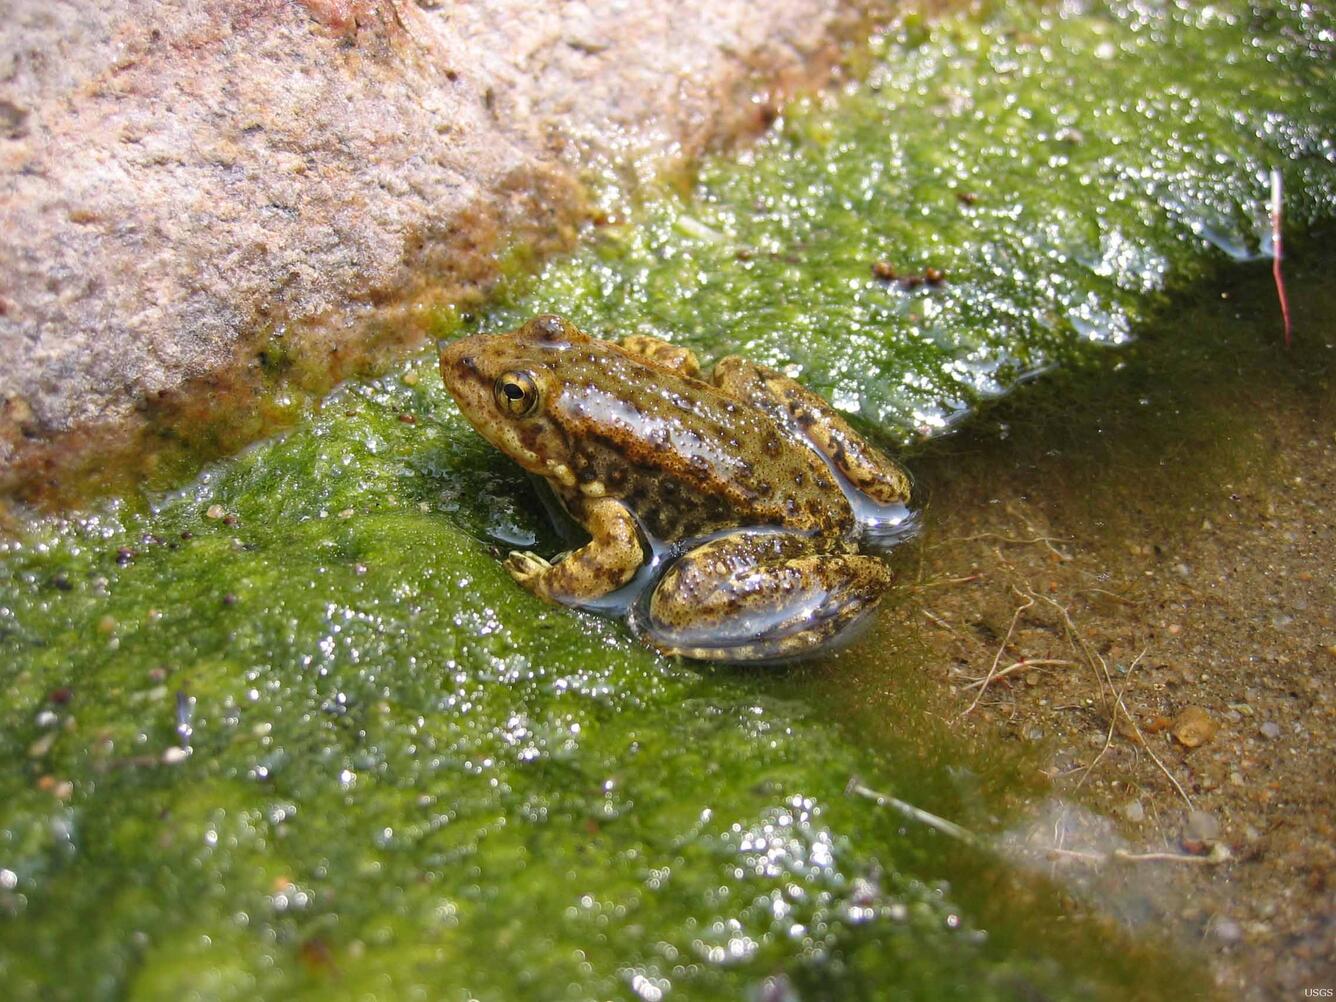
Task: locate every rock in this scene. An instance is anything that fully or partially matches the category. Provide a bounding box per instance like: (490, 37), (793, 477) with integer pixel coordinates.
(1259, 721), (1281, 740)
(1171, 705), (1219, 748)
(1182, 809), (1221, 853)
(27, 731), (57, 758)
(1122, 799), (1145, 823)
(0, 0), (876, 502)
(1212, 916), (1243, 944)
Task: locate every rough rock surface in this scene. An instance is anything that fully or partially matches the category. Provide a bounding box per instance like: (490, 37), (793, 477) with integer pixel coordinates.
(0, 0), (874, 500)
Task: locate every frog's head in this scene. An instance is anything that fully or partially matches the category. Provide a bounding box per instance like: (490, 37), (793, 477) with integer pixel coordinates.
(439, 315), (589, 487)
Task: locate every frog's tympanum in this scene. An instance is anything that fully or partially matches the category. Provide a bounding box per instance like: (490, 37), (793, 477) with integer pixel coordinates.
(440, 315), (915, 663)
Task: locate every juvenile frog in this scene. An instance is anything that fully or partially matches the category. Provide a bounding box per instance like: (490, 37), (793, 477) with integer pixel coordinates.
(439, 315), (915, 662)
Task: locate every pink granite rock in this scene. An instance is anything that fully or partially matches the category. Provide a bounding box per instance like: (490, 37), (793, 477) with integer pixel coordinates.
(0, 0), (875, 501)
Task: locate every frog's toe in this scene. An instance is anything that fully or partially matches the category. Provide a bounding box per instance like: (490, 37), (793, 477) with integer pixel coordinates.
(504, 550), (551, 584)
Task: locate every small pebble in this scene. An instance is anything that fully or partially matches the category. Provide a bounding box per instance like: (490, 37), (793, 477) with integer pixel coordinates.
(27, 732), (57, 758)
(205, 504), (226, 520)
(1259, 721), (1281, 740)
(1182, 809), (1221, 853)
(1171, 706), (1219, 748)
(1123, 799), (1145, 823)
(1213, 917), (1243, 944)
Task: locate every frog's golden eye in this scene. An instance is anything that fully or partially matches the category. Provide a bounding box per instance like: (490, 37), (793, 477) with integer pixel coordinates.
(493, 371), (541, 417)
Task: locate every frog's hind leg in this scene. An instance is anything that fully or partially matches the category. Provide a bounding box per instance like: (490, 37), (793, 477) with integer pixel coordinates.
(711, 357), (916, 549)
(618, 334), (703, 379)
(635, 532), (891, 664)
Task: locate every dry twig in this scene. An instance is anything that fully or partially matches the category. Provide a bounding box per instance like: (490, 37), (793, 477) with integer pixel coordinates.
(959, 658), (1078, 690)
(961, 587), (1035, 716)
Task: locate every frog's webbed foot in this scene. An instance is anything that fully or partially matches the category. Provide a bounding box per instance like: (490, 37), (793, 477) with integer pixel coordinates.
(711, 357), (915, 549)
(504, 498), (643, 606)
(618, 334), (703, 379)
(503, 550), (552, 587)
(636, 532), (891, 664)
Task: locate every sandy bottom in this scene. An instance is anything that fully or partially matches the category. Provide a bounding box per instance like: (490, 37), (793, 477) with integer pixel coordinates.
(883, 256), (1334, 999)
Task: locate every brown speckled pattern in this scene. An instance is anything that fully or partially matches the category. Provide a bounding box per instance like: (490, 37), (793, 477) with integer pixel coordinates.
(440, 315), (914, 662)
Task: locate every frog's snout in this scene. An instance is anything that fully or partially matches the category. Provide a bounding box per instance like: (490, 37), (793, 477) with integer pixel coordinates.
(438, 339), (483, 398)
(438, 339), (470, 371)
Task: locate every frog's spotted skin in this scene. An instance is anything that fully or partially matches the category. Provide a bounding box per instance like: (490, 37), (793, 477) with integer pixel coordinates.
(439, 314), (915, 662)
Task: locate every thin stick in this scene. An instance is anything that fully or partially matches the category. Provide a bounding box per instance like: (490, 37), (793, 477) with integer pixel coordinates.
(933, 532), (1071, 550)
(920, 607), (962, 637)
(1042, 845), (1230, 866)
(848, 779), (1227, 866)
(961, 589), (1035, 716)
(1121, 695), (1194, 808)
(959, 658), (1078, 689)
(910, 573), (984, 591)
(846, 778), (979, 846)
(1270, 169), (1292, 347)
(1077, 586), (1143, 606)
(1075, 647), (1146, 791)
(1029, 590), (1114, 715)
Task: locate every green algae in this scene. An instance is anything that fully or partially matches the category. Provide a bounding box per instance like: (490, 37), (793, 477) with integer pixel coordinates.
(478, 0), (1335, 437)
(3, 1), (1335, 998)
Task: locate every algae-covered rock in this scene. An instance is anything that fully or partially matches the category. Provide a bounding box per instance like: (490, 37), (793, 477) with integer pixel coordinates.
(478, 0), (1334, 438)
(2, 2), (1334, 998)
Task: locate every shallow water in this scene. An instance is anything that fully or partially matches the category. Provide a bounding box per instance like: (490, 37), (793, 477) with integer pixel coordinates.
(2, 2), (1334, 999)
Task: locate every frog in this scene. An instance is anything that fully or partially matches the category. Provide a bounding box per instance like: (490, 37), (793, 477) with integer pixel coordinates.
(439, 314), (915, 663)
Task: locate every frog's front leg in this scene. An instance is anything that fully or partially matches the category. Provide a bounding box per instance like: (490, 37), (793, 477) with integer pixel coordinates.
(639, 531), (891, 663)
(711, 357), (911, 505)
(618, 334), (703, 379)
(505, 497), (643, 605)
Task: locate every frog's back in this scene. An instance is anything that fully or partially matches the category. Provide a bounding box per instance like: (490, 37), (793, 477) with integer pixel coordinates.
(547, 342), (854, 544)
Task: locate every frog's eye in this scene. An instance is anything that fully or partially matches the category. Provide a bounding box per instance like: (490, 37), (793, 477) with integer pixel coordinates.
(493, 371), (541, 417)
